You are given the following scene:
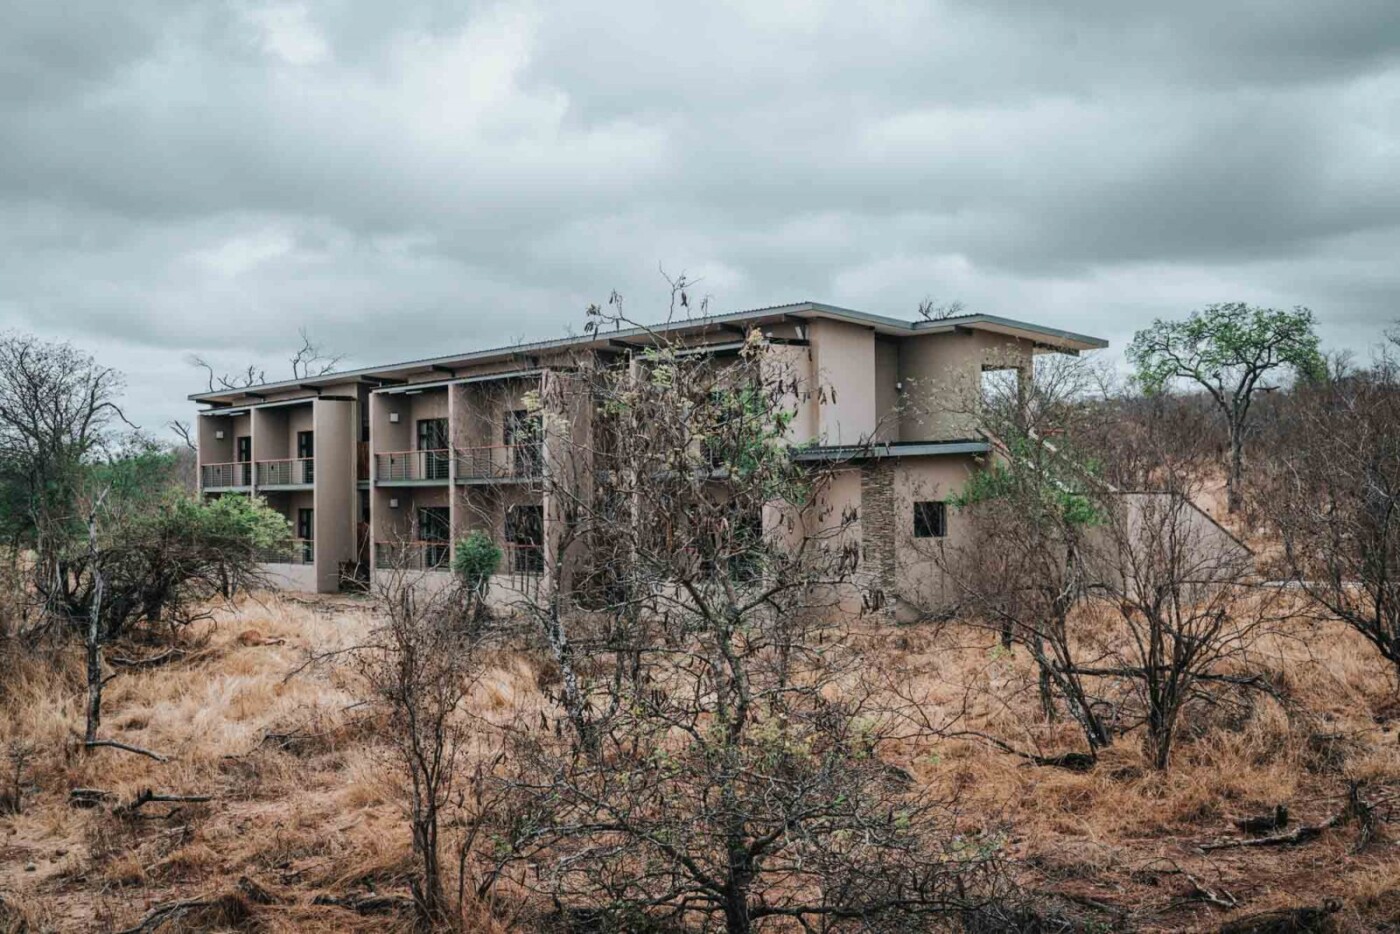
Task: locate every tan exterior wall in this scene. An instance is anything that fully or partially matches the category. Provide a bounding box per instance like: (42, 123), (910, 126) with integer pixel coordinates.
(897, 331), (1034, 441)
(796, 454), (982, 619)
(197, 411), (251, 470)
(312, 398), (356, 592)
(761, 344), (817, 444)
(873, 336), (900, 443)
(260, 563), (318, 592)
(891, 455), (979, 614)
(809, 319), (876, 444)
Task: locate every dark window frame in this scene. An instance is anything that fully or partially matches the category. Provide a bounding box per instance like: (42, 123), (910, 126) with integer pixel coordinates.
(913, 501), (947, 539)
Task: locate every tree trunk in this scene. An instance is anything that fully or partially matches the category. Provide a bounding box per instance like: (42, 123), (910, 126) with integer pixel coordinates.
(84, 605), (102, 745)
(1147, 703), (1175, 770)
(412, 806), (449, 927)
(723, 857), (753, 934)
(84, 505), (106, 746)
(1227, 424), (1244, 514)
(542, 596), (594, 753)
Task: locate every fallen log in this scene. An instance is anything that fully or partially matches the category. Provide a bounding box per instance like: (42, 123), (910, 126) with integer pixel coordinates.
(69, 788), (115, 808)
(1217, 898), (1341, 933)
(84, 738), (169, 762)
(115, 788), (213, 816)
(1232, 804), (1289, 835)
(1201, 816), (1339, 852)
(113, 898), (216, 934)
(1203, 782), (1375, 853)
(236, 875), (282, 905)
(312, 891), (415, 914)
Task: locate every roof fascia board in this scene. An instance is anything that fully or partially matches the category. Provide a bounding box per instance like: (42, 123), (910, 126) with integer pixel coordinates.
(793, 440), (991, 461)
(188, 303), (1106, 403)
(372, 368), (544, 396)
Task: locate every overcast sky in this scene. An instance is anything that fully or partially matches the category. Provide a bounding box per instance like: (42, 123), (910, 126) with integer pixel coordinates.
(2, 1), (1398, 433)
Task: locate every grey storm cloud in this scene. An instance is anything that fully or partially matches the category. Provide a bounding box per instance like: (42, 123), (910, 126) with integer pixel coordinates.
(1, 0), (1398, 432)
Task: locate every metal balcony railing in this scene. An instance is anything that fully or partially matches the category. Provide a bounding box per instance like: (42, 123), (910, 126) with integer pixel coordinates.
(503, 543), (544, 575)
(374, 449), (452, 482)
(201, 461), (251, 488)
(375, 540), (453, 571)
(454, 443), (543, 481)
(256, 458), (314, 486)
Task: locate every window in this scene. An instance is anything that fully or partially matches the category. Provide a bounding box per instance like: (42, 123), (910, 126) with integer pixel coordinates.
(417, 418), (450, 480)
(297, 430), (314, 483)
(297, 508), (315, 563)
(506, 503), (545, 573)
(505, 410), (542, 476)
(913, 501), (947, 539)
(418, 506), (451, 568)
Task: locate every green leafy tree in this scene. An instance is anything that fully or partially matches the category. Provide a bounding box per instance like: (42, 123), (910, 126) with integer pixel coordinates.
(51, 484), (289, 758)
(1128, 303), (1324, 513)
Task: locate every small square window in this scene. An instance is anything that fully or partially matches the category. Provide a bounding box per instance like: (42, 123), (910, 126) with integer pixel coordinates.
(913, 501), (947, 538)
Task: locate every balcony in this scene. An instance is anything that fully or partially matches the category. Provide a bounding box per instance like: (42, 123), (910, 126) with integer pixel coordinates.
(201, 461), (251, 490)
(256, 458), (314, 488)
(454, 443), (543, 484)
(375, 449), (451, 484)
(375, 540), (452, 571)
(262, 538), (315, 565)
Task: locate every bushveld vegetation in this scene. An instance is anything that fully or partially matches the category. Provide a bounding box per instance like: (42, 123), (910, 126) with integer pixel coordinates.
(2, 306), (1400, 933)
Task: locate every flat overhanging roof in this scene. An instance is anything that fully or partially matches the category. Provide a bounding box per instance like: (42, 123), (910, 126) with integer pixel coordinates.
(792, 439), (992, 461)
(189, 301), (1108, 406)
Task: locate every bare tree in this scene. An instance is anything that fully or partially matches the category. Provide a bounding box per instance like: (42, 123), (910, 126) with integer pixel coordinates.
(1258, 341), (1400, 682)
(0, 332), (129, 582)
(289, 326), (344, 379)
(187, 326), (343, 392)
(930, 355), (1114, 759)
(1087, 483), (1268, 770)
(492, 301), (1005, 933)
(187, 355), (266, 393)
(916, 297), (966, 321)
(358, 567), (496, 929)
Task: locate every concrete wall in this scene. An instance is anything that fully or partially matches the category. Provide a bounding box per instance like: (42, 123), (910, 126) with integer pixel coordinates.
(260, 563), (317, 592)
(196, 411), (251, 469)
(897, 331), (1034, 441)
(873, 336), (900, 443)
(809, 319), (876, 445)
(890, 455), (980, 614)
(313, 398), (356, 592)
(452, 378), (537, 450)
(759, 343), (817, 444)
(369, 392), (410, 457)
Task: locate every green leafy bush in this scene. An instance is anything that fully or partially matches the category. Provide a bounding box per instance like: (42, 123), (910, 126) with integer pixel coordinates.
(452, 530), (501, 594)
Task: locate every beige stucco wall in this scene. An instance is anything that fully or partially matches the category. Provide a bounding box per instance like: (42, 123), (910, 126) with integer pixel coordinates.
(873, 337), (900, 443)
(891, 455), (980, 614)
(761, 344), (817, 444)
(897, 331), (1034, 441)
(312, 398), (356, 592)
(809, 319), (876, 445)
(197, 411), (251, 470)
(370, 388), (450, 460)
(793, 454), (981, 618)
(260, 563), (318, 592)
(452, 377), (538, 450)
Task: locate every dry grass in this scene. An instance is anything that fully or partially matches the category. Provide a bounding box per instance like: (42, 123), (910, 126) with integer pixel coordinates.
(3, 592), (1400, 931)
(0, 595), (438, 933)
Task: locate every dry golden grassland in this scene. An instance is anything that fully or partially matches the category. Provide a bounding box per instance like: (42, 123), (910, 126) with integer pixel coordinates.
(3, 592), (1400, 931)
